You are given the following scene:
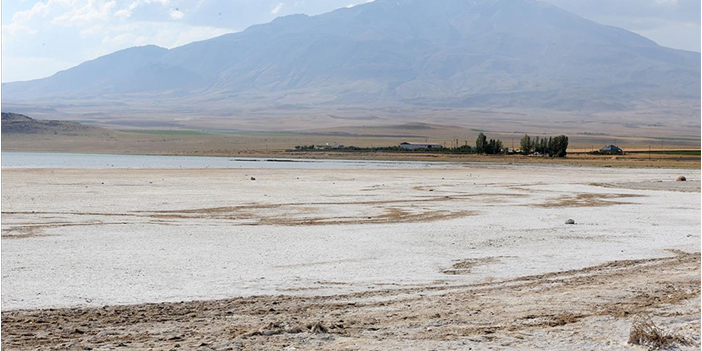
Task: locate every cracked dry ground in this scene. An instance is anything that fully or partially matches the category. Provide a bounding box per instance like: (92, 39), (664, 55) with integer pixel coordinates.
(2, 251), (700, 351)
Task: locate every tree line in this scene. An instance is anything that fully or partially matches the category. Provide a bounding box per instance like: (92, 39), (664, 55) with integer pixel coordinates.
(519, 134), (569, 157)
(474, 132), (504, 155)
(292, 133), (569, 157)
(471, 132), (569, 157)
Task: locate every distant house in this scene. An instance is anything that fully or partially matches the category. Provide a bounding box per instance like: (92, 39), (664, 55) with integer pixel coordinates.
(600, 145), (623, 154)
(399, 142), (443, 150)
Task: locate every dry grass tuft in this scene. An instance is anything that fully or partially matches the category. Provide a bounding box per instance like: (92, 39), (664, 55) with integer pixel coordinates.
(628, 315), (690, 349)
(308, 321), (329, 334)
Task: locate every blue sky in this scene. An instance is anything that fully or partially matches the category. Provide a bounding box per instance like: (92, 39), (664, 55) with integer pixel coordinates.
(2, 0), (700, 82)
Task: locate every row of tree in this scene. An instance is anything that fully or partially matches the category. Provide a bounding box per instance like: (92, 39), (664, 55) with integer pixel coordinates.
(475, 133), (504, 155)
(294, 133), (569, 157)
(519, 134), (569, 157)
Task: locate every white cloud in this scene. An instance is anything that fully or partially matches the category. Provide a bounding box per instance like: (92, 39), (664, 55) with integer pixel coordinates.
(11, 1), (52, 24)
(271, 2), (285, 15)
(2, 0), (235, 82)
(345, 0), (374, 8)
(115, 2), (140, 20)
(170, 8), (183, 20)
(2, 22), (38, 36)
(52, 1), (118, 26)
(115, 9), (132, 19)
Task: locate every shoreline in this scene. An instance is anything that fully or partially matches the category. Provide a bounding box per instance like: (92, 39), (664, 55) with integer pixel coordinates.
(3, 149), (700, 169)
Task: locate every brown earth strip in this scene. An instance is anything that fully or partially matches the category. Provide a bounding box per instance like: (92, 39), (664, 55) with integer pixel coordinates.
(534, 193), (647, 208)
(2, 251), (699, 350)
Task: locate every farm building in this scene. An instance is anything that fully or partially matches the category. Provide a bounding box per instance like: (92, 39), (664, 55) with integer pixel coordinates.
(599, 145), (623, 154)
(399, 142), (443, 150)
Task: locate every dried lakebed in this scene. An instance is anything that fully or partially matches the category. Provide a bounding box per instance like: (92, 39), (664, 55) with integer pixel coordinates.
(2, 163), (700, 350)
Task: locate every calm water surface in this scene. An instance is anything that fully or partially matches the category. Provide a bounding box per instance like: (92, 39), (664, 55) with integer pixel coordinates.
(1, 152), (457, 169)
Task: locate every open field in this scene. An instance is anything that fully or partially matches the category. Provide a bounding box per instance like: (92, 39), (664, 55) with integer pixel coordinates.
(2, 125), (699, 153)
(3, 111), (699, 168)
(1, 162), (700, 350)
(2, 130), (700, 169)
(4, 102), (699, 141)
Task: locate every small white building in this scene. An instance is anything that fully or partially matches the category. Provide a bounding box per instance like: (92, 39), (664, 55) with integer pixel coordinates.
(399, 142), (443, 150)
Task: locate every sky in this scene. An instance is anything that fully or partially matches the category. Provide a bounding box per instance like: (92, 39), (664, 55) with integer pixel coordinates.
(2, 0), (700, 82)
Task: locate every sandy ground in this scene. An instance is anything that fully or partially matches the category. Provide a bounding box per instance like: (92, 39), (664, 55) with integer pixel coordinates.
(1, 163), (700, 350)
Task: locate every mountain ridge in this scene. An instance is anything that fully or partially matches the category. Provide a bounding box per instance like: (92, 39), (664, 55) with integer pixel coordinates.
(3, 0), (699, 116)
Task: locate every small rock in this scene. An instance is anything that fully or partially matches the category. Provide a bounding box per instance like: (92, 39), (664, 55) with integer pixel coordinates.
(250, 177), (256, 181)
(676, 176), (686, 181)
(565, 219), (575, 225)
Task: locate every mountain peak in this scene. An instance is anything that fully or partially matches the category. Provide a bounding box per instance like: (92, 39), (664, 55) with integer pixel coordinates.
(2, 0), (699, 116)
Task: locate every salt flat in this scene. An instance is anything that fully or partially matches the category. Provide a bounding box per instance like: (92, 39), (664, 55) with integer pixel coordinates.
(1, 163), (700, 350)
(2, 163), (699, 309)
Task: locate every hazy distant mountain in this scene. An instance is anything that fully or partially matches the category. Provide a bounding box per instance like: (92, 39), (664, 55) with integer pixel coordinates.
(3, 0), (700, 113)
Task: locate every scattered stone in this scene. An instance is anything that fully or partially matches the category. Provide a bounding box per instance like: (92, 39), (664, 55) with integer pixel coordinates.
(676, 176), (686, 182)
(565, 219), (575, 225)
(250, 177), (256, 181)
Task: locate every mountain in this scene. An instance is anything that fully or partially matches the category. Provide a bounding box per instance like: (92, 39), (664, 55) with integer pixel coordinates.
(3, 0), (700, 116)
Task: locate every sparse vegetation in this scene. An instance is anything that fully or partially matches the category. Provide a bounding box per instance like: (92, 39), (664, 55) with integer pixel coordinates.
(628, 314), (690, 349)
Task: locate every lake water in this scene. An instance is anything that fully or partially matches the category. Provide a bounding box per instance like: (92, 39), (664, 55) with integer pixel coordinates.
(1, 152), (457, 169)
